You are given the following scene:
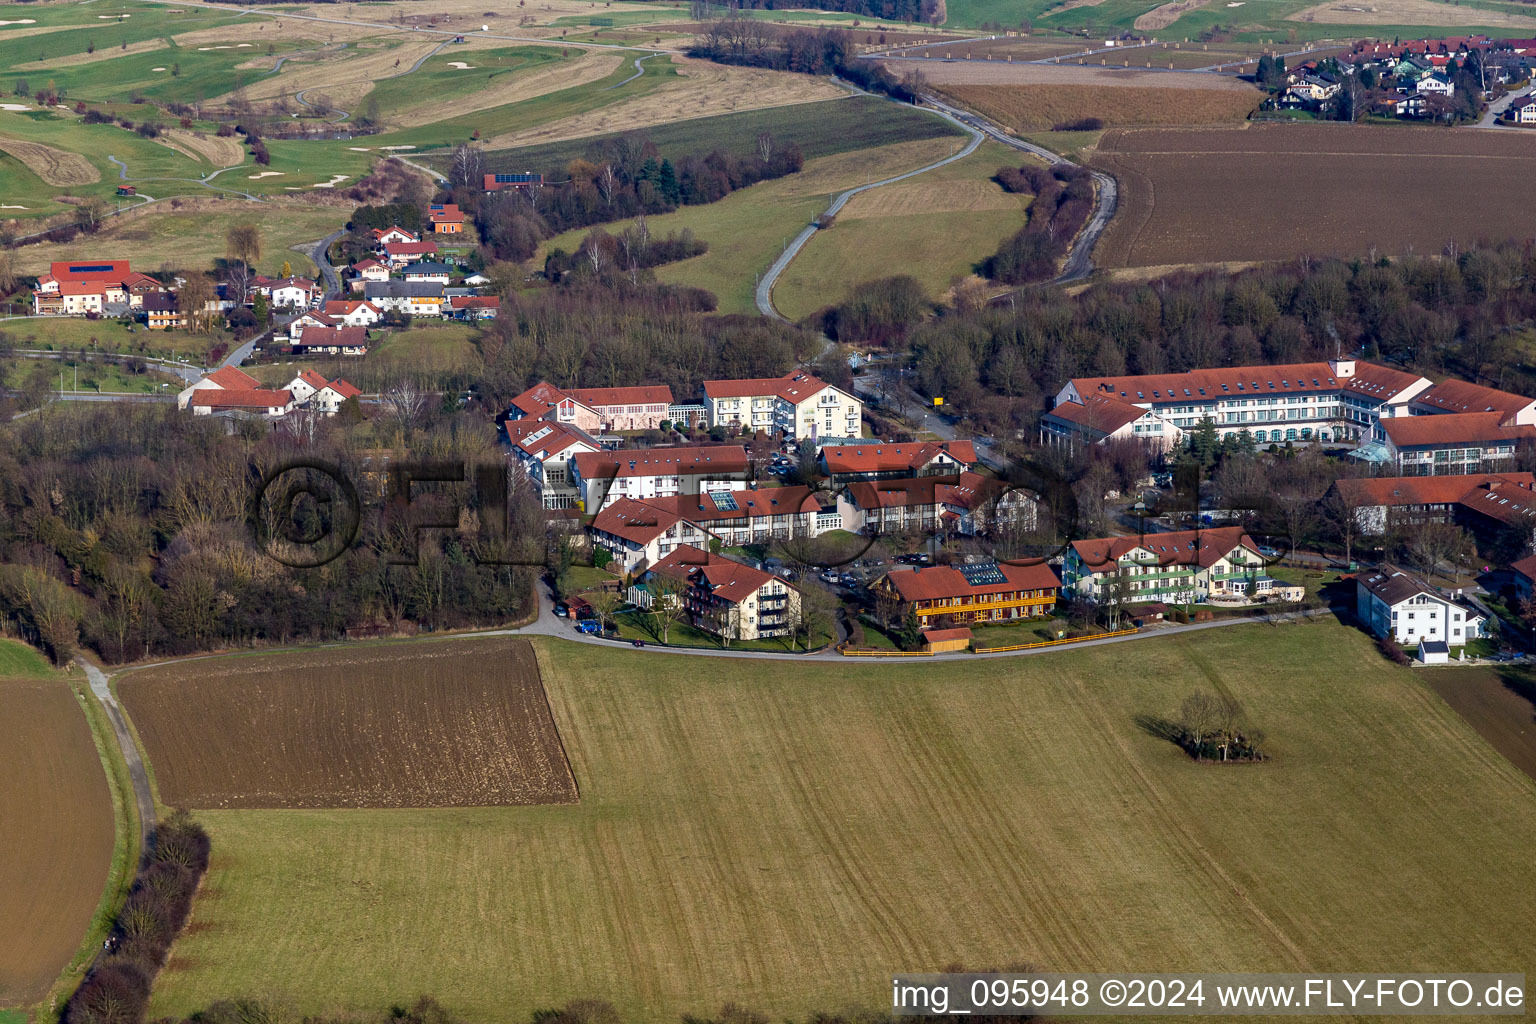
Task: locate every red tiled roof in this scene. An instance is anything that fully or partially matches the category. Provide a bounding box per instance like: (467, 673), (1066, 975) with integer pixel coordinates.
(590, 497), (682, 545)
(322, 378), (362, 400)
(56, 282), (106, 296)
(649, 545), (778, 603)
(322, 300), (379, 316)
(844, 471), (1002, 511)
(382, 241), (439, 257)
(449, 295), (499, 309)
(821, 441), (976, 476)
(510, 381), (577, 419)
(1511, 552), (1536, 583)
(1413, 379), (1535, 422)
(190, 388), (292, 409)
(204, 366), (262, 390)
(506, 419), (600, 461)
(295, 369), (330, 391)
(1042, 393), (1147, 434)
(639, 485), (822, 522)
(573, 445), (750, 480)
(565, 385), (674, 408)
(429, 205), (464, 223)
(294, 325), (368, 349)
(353, 258), (385, 271)
(921, 626), (973, 643)
(1070, 360), (1427, 404)
(1382, 412), (1536, 448)
(1070, 526), (1258, 570)
(881, 560), (1059, 602)
(703, 371), (831, 403)
(49, 260), (129, 283)
(1333, 473), (1536, 507)
(372, 226), (419, 240)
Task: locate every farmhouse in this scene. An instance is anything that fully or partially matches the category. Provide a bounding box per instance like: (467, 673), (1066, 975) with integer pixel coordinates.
(284, 370), (362, 414)
(372, 226), (419, 246)
(1061, 526), (1269, 606)
(702, 371), (862, 441)
(870, 560), (1059, 625)
(633, 545), (801, 643)
(818, 440), (977, 482)
(381, 240), (440, 267)
(1049, 359), (1431, 449)
(187, 388), (294, 418)
(140, 292), (185, 330)
(32, 260), (140, 315)
(837, 472), (1037, 537)
(505, 418), (604, 510)
(350, 259), (391, 292)
(588, 497), (712, 573)
(507, 381), (675, 432)
(291, 324), (369, 357)
(176, 365), (264, 410)
(570, 445), (750, 512)
(428, 204), (465, 234)
(1355, 564), (1487, 647)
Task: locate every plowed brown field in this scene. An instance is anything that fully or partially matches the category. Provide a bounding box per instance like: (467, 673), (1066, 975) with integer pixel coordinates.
(0, 676), (114, 1005)
(1090, 123), (1536, 267)
(119, 637), (577, 808)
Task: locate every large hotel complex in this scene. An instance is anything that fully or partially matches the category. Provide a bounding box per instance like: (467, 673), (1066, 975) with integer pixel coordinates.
(1042, 358), (1536, 474)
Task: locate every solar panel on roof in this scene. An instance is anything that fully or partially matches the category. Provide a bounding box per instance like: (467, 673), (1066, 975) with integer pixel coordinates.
(958, 562), (1007, 586)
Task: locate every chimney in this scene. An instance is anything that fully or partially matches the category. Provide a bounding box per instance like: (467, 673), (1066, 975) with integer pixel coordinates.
(1329, 358), (1356, 378)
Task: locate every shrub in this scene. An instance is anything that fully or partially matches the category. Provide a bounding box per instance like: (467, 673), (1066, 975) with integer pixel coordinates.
(1377, 634), (1411, 665)
(1052, 116), (1104, 131)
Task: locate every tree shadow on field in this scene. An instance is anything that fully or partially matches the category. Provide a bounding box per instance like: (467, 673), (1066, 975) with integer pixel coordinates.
(1134, 713), (1185, 749)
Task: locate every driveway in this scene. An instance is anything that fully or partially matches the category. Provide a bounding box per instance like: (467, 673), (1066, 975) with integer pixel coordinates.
(1479, 83), (1534, 127)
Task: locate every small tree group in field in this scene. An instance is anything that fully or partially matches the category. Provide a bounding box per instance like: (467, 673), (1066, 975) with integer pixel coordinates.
(1140, 692), (1267, 762)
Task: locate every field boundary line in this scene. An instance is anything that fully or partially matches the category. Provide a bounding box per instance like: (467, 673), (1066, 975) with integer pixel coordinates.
(526, 638), (582, 802)
(974, 626), (1139, 653)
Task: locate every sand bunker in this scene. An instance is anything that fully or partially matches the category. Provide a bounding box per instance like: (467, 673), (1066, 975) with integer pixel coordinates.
(379, 145), (416, 150)
(248, 171), (285, 179)
(446, 61), (475, 68)
(0, 19), (39, 26)
(0, 103), (30, 111)
(151, 66), (167, 71)
(312, 174), (349, 188)
(348, 146), (372, 151)
(98, 13), (129, 17)
(0, 204), (28, 209)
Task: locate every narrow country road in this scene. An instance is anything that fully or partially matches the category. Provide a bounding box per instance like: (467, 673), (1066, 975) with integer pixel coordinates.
(755, 105), (984, 320)
(77, 658), (154, 850)
(304, 229), (345, 301)
(606, 52), (659, 90)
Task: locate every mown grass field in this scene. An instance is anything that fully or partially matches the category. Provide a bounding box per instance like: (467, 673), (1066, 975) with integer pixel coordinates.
(540, 135), (969, 314)
(774, 140), (1029, 319)
(146, 621), (1536, 1023)
(0, 316), (214, 361)
(475, 95), (967, 176)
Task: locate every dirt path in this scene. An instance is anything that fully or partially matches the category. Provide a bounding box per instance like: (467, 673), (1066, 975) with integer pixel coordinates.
(78, 658), (154, 850)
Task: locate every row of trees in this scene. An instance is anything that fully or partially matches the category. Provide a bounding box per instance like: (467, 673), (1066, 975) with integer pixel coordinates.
(687, 22), (926, 101)
(65, 812), (210, 1024)
(984, 163), (1094, 285)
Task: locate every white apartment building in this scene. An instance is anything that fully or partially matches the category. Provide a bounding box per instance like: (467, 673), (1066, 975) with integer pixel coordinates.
(1355, 565), (1487, 647)
(570, 445), (750, 513)
(703, 371), (861, 441)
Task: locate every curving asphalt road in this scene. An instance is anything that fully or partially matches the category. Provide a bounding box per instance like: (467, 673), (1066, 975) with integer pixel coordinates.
(755, 105), (984, 320)
(107, 153), (266, 202)
(304, 229), (345, 301)
(606, 52), (661, 90)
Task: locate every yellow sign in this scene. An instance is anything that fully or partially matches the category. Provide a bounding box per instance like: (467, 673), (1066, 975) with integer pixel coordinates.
(933, 397), (944, 407)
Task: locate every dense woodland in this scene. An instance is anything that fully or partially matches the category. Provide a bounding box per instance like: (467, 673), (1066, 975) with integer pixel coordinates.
(686, 22), (926, 100)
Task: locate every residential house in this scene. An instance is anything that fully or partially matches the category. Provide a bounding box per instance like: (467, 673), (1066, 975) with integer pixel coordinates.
(448, 295), (499, 320)
(121, 271), (164, 309)
(363, 280), (446, 317)
(1510, 552), (1536, 602)
(257, 276), (320, 310)
(483, 171), (543, 191)
(32, 260), (137, 315)
(818, 440), (977, 482)
(1508, 95), (1536, 123)
(632, 545), (801, 642)
(870, 560), (1059, 625)
(1416, 72), (1456, 95)
(507, 381), (675, 432)
(588, 497), (713, 573)
(381, 240), (440, 268)
(141, 292), (185, 330)
(1284, 74), (1340, 105)
(1356, 564), (1487, 646)
(372, 226), (419, 246)
(428, 204), (465, 234)
(1050, 359), (1432, 449)
(322, 299), (383, 327)
(837, 472), (1037, 537)
(702, 371), (862, 441)
(287, 310), (338, 341)
(571, 445), (751, 512)
(292, 324), (369, 357)
(284, 370), (361, 414)
(350, 259), (390, 293)
(1061, 526), (1269, 606)
(402, 261), (453, 285)
(38, 282), (107, 316)
(176, 365), (264, 410)
(505, 418), (603, 510)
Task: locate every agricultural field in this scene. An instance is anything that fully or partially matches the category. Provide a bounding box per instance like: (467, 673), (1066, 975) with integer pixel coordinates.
(0, 642), (114, 1008)
(478, 94), (966, 175)
(13, 198), (336, 277)
(1426, 667), (1536, 783)
(773, 140), (1032, 319)
(146, 622), (1536, 1023)
(118, 637), (576, 809)
(541, 134), (972, 313)
(0, 315), (218, 361)
(1090, 123), (1536, 268)
(937, 80), (1262, 130)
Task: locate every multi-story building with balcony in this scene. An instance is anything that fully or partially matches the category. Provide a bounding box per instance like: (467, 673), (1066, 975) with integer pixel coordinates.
(870, 560), (1059, 625)
(631, 545), (801, 642)
(1061, 526), (1269, 606)
(703, 371), (861, 441)
(570, 445), (750, 513)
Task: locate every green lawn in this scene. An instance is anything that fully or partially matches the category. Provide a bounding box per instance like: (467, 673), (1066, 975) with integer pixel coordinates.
(5, 355), (180, 394)
(774, 139), (1030, 319)
(363, 45), (571, 120)
(0, 638), (62, 679)
(0, 317), (221, 361)
(608, 608), (833, 652)
(540, 134), (969, 314)
(143, 621), (1536, 1023)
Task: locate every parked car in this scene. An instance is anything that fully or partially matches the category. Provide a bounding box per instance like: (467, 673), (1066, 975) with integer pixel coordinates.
(575, 619), (601, 634)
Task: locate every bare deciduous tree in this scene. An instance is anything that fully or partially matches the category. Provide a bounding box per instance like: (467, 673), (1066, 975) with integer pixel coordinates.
(382, 379), (428, 435)
(226, 221), (261, 270)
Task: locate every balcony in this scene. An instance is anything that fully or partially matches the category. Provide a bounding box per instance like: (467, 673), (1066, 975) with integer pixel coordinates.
(914, 595), (1054, 617)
